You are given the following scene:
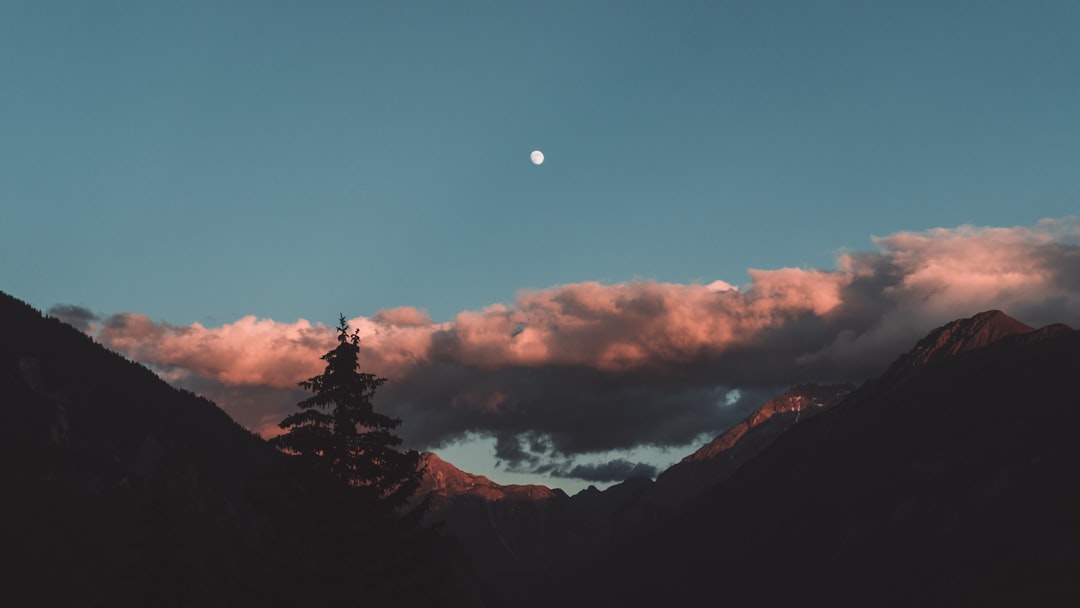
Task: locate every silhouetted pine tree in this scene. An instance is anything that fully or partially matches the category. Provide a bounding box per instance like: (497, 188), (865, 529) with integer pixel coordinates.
(272, 315), (425, 518)
(270, 316), (439, 605)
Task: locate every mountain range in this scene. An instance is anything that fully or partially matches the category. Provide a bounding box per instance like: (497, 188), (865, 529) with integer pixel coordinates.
(4, 287), (1078, 606)
(417, 382), (855, 581)
(481, 310), (1080, 606)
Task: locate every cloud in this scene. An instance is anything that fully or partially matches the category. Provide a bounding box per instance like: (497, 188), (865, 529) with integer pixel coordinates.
(552, 459), (659, 483)
(97, 313), (334, 389)
(47, 304), (101, 332)
(373, 306), (434, 327)
(89, 218), (1080, 473)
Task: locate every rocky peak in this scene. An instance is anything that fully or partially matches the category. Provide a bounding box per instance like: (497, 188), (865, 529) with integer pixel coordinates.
(639, 383), (853, 510)
(684, 383), (853, 464)
(892, 310), (1033, 370)
(418, 452), (559, 504)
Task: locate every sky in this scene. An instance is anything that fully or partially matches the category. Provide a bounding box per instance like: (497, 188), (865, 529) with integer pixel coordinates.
(3, 1), (1080, 493)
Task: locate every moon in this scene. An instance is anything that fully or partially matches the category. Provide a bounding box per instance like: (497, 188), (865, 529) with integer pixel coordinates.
(530, 150), (544, 165)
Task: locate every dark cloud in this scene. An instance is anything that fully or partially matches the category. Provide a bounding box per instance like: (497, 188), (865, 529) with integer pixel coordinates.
(47, 304), (100, 332)
(384, 360), (775, 463)
(492, 446), (661, 483)
(553, 459), (659, 483)
(103, 313), (129, 329)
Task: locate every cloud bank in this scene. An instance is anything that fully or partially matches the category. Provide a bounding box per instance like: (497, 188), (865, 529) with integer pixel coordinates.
(551, 459), (660, 483)
(47, 304), (101, 332)
(76, 218), (1080, 481)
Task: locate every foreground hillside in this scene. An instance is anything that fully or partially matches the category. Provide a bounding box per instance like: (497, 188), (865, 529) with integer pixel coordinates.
(0, 292), (477, 607)
(499, 311), (1080, 606)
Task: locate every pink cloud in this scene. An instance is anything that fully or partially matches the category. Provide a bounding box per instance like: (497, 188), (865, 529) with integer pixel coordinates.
(91, 217), (1080, 458)
(373, 306), (434, 327)
(98, 315), (333, 390)
(873, 224), (1071, 314)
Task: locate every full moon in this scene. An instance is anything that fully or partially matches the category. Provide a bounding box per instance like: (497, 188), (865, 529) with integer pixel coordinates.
(530, 150), (544, 165)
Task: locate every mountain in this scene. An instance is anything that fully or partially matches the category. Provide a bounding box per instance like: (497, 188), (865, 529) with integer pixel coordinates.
(418, 453), (586, 579)
(421, 452), (562, 506)
(891, 309), (1033, 370)
(421, 384), (853, 581)
(508, 311), (1080, 606)
(2, 292), (284, 606)
(645, 383), (853, 509)
(0, 291), (477, 607)
(561, 383), (854, 549)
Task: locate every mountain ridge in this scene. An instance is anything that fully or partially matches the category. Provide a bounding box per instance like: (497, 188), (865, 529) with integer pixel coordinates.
(642, 383), (853, 510)
(890, 309), (1034, 370)
(501, 310), (1080, 607)
(0, 291), (479, 607)
(420, 452), (563, 506)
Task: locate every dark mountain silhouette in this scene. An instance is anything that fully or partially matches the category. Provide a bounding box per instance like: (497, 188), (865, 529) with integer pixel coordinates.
(644, 383), (853, 509)
(419, 384), (853, 582)
(421, 452), (563, 505)
(0, 291), (480, 607)
(568, 383), (854, 550)
(494, 310), (1080, 606)
(891, 309), (1033, 369)
(418, 451), (670, 584)
(418, 453), (588, 578)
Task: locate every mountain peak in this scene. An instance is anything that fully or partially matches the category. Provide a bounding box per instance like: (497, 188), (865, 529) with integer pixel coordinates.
(418, 452), (559, 503)
(641, 383), (853, 509)
(896, 310), (1033, 369)
(683, 383), (853, 465)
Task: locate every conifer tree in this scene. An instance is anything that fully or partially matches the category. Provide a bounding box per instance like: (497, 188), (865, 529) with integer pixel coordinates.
(271, 315), (423, 515)
(270, 317), (441, 603)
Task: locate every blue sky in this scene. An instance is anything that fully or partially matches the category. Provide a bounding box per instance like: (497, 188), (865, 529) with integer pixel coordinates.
(3, 1), (1079, 492)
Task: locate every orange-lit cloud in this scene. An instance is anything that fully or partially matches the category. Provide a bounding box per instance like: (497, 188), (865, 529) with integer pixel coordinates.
(98, 314), (333, 389)
(89, 218), (1080, 473)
